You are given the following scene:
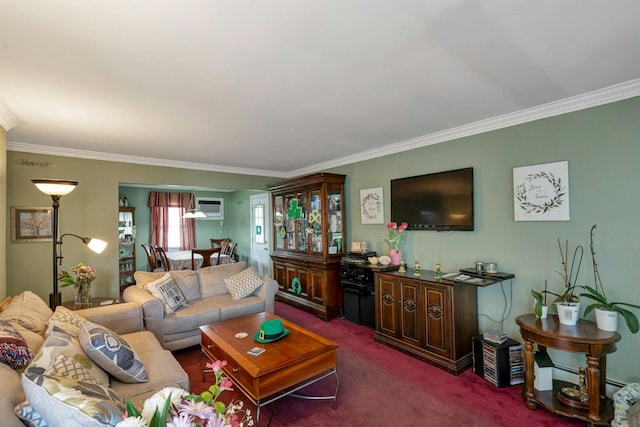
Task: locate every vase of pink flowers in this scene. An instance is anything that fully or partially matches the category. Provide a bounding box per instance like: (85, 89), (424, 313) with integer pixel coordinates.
(117, 359), (252, 427)
(58, 262), (96, 307)
(385, 222), (407, 265)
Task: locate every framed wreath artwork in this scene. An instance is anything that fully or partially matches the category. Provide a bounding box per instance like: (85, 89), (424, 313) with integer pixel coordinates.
(513, 161), (569, 221)
(360, 187), (384, 224)
(11, 206), (54, 242)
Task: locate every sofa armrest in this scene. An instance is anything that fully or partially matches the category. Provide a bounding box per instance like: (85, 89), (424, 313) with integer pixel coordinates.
(75, 302), (143, 335)
(256, 277), (279, 314)
(123, 286), (165, 345)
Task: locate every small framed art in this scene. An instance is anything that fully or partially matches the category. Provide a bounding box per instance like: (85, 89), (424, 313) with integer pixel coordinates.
(513, 161), (570, 221)
(11, 206), (53, 242)
(360, 187), (384, 224)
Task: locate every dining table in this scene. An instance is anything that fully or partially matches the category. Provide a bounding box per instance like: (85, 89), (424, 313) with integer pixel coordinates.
(165, 250), (231, 270)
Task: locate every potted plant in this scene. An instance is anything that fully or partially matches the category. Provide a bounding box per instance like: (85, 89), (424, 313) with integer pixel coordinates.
(531, 279), (548, 318)
(544, 238), (583, 325)
(579, 225), (640, 333)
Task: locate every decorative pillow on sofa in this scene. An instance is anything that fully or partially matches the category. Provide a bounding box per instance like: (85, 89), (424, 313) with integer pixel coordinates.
(145, 273), (188, 314)
(21, 372), (125, 427)
(46, 305), (86, 338)
(0, 291), (52, 334)
(0, 319), (34, 369)
(199, 261), (247, 298)
(79, 320), (148, 383)
(27, 324), (109, 386)
(14, 400), (48, 427)
(224, 266), (263, 300)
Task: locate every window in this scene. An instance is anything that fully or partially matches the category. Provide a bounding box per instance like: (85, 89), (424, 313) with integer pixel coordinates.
(254, 203), (265, 244)
(167, 207), (181, 250)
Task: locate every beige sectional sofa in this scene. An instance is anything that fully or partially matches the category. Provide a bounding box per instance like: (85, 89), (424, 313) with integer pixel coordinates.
(0, 291), (189, 427)
(123, 261), (279, 351)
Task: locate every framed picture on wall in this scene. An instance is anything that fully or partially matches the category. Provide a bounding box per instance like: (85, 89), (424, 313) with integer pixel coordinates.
(11, 206), (53, 242)
(513, 161), (570, 221)
(360, 187), (384, 224)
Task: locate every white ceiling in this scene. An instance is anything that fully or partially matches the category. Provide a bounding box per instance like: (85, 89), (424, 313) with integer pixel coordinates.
(1, 1), (639, 178)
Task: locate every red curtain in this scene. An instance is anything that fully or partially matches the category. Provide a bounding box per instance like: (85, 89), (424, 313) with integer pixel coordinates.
(148, 192), (196, 250)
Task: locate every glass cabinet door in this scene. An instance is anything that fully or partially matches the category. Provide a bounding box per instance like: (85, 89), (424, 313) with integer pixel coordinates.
(309, 191), (322, 253)
(327, 190), (343, 254)
(274, 196), (284, 250)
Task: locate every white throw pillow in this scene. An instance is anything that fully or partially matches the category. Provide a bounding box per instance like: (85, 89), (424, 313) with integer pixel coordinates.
(145, 273), (187, 314)
(0, 291), (52, 334)
(224, 266), (263, 300)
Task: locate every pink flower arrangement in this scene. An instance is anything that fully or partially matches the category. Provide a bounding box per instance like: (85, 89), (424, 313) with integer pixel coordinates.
(117, 360), (253, 427)
(57, 262), (96, 288)
(384, 222), (408, 251)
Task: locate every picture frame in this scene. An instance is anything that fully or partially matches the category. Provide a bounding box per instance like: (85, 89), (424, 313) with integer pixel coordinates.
(11, 206), (53, 242)
(360, 187), (384, 224)
(513, 161), (570, 221)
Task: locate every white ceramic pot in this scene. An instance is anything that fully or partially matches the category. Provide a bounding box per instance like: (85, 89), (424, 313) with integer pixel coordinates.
(556, 302), (580, 326)
(595, 308), (618, 332)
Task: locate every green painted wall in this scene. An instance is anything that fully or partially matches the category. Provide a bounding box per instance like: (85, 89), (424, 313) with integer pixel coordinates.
(327, 97), (640, 383)
(5, 97), (639, 383)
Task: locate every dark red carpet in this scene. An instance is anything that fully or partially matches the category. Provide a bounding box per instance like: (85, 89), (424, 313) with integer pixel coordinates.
(173, 302), (583, 426)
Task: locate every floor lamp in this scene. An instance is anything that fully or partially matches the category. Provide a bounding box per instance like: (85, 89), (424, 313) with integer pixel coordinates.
(31, 179), (107, 309)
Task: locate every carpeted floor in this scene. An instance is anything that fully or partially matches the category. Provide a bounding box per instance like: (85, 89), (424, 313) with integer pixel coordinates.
(173, 302), (585, 426)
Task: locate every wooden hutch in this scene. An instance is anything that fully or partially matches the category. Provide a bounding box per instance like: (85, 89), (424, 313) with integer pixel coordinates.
(269, 173), (346, 321)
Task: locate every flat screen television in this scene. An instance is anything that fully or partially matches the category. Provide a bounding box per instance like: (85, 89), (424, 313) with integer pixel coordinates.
(391, 167), (474, 231)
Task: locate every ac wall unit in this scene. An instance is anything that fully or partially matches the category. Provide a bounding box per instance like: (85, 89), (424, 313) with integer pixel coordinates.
(196, 197), (224, 220)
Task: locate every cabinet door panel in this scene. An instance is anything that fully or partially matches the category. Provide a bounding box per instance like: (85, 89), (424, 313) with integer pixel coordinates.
(423, 282), (452, 358)
(308, 269), (325, 304)
(272, 262), (287, 292)
(286, 266), (309, 298)
(399, 279), (421, 346)
(376, 275), (397, 337)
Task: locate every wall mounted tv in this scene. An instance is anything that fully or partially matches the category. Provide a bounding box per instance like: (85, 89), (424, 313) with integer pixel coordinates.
(391, 167), (474, 231)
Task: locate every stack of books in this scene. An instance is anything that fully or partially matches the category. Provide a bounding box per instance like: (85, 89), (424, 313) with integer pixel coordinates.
(483, 328), (507, 344)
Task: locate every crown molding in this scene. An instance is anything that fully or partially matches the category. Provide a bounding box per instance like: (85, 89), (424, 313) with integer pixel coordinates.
(6, 141), (288, 178)
(0, 97), (18, 131)
(290, 79), (640, 177)
(8, 79), (639, 178)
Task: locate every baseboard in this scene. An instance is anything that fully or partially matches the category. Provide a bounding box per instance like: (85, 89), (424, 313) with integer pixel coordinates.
(553, 364), (626, 397)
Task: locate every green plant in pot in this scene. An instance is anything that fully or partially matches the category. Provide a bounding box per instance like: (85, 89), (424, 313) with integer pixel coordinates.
(541, 238), (583, 326)
(579, 225), (640, 333)
(531, 278), (549, 318)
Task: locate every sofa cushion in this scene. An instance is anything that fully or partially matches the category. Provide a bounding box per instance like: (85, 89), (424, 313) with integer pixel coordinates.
(224, 266), (263, 300)
(145, 273), (188, 314)
(174, 270), (201, 301)
(0, 319), (34, 369)
(209, 294), (266, 321)
(21, 373), (125, 427)
(162, 299), (221, 335)
(26, 324), (109, 386)
(46, 305), (85, 338)
(79, 321), (148, 384)
(0, 291), (52, 334)
(198, 261), (247, 298)
(13, 400), (47, 427)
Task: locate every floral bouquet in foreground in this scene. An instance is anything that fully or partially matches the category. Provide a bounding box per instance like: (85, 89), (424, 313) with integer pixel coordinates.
(117, 360), (253, 427)
(384, 222), (408, 251)
(58, 262), (96, 287)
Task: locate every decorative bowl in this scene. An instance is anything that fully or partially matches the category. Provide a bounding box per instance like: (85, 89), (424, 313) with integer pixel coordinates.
(368, 256), (379, 265)
(379, 255), (391, 266)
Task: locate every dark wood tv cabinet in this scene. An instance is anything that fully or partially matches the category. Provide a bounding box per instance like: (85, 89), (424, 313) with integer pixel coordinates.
(374, 269), (513, 375)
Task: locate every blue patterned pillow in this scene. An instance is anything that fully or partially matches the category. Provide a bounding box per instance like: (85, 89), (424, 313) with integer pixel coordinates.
(78, 320), (148, 383)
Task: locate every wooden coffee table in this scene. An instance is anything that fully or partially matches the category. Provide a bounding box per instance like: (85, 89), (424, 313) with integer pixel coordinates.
(199, 312), (339, 424)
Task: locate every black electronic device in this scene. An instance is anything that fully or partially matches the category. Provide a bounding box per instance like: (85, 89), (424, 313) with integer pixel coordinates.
(390, 167), (474, 231)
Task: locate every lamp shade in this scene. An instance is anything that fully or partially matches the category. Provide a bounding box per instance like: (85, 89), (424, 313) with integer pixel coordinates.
(31, 179), (79, 196)
(86, 238), (107, 254)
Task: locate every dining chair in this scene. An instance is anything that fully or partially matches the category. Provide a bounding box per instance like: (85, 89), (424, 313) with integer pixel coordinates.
(192, 247), (222, 270)
(224, 242), (237, 262)
(141, 243), (159, 271)
(154, 245), (171, 271)
(210, 238), (230, 252)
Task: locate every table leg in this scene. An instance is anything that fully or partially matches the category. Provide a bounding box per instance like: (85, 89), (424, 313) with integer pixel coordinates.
(586, 354), (601, 422)
(523, 338), (537, 409)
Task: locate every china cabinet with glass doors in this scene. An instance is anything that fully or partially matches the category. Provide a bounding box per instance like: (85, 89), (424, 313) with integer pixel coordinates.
(269, 173), (346, 320)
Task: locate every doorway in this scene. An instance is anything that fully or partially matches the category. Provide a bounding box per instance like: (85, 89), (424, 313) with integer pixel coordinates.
(250, 193), (272, 277)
